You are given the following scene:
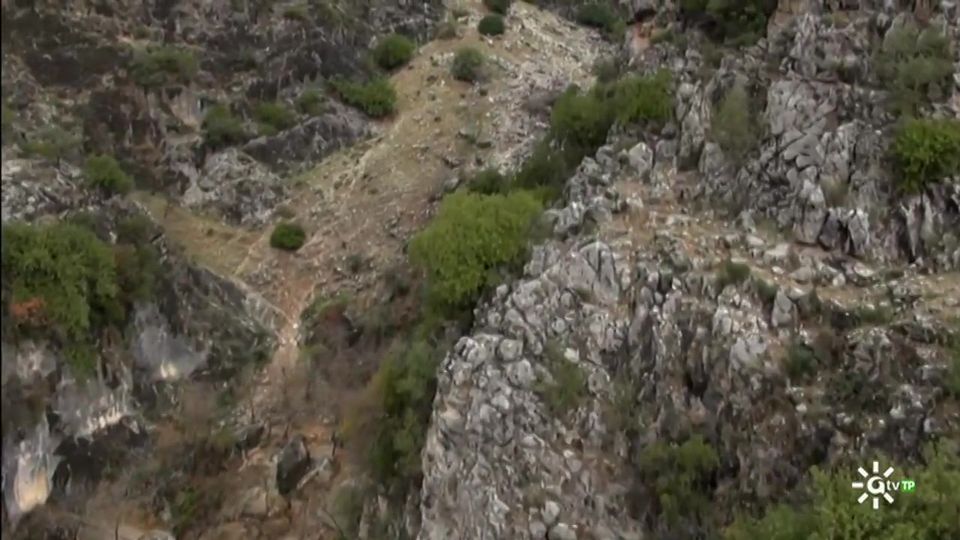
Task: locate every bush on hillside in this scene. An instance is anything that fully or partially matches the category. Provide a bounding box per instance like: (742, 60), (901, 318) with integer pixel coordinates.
(725, 442), (960, 540)
(711, 83), (758, 164)
(550, 86), (615, 161)
(203, 105), (247, 147)
(373, 33), (416, 71)
(467, 168), (511, 194)
(269, 222), (306, 251)
(367, 339), (439, 486)
(891, 118), (960, 193)
(84, 154), (133, 195)
(20, 126), (80, 164)
(576, 2), (624, 40)
(253, 101), (297, 136)
(483, 0), (511, 14)
(330, 77), (397, 118)
(679, 0), (777, 46)
(512, 141), (570, 197)
(434, 19), (459, 40)
(536, 341), (588, 417)
(409, 190), (542, 315)
(130, 46), (199, 87)
(297, 89), (325, 116)
(478, 15), (506, 36)
(606, 69), (674, 126)
(875, 22), (954, 116)
(635, 436), (720, 529)
(451, 47), (485, 82)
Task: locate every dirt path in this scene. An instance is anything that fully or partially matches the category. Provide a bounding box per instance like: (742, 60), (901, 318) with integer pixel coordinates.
(121, 2), (609, 537)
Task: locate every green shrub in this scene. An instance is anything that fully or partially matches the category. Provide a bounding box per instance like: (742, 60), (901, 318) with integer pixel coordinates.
(536, 341), (588, 417)
(2, 222), (118, 338)
(478, 14), (506, 36)
(636, 435), (720, 528)
(576, 3), (624, 40)
(679, 0), (776, 46)
(253, 101), (296, 136)
(725, 442), (960, 540)
(482, 0), (511, 14)
(270, 222), (306, 251)
(282, 3), (310, 21)
(468, 168), (511, 194)
(891, 118), (960, 193)
(130, 46), (198, 88)
(755, 278), (778, 306)
(592, 56), (621, 84)
(716, 259), (751, 290)
(297, 89), (325, 116)
(203, 105), (247, 147)
(513, 141), (570, 197)
(785, 339), (817, 381)
(550, 86), (615, 159)
(373, 33), (416, 71)
(875, 23), (954, 115)
(409, 190), (542, 315)
(84, 155), (133, 195)
(605, 69), (674, 127)
(20, 126), (80, 163)
(854, 304), (895, 325)
(711, 83), (758, 164)
(434, 19), (459, 40)
(330, 77), (397, 118)
(368, 340), (439, 486)
(451, 47), (485, 82)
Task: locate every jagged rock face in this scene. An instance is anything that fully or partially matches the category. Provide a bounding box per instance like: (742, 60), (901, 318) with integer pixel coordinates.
(627, 2), (960, 270)
(418, 136), (958, 539)
(2, 0), (442, 215)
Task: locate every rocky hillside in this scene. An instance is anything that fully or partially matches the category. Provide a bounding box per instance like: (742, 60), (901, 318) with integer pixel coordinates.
(2, 0), (959, 539)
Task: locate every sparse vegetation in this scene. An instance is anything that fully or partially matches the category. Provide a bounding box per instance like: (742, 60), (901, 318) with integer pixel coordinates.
(283, 3), (310, 21)
(478, 14), (506, 36)
(635, 435), (720, 530)
(875, 22), (954, 116)
(269, 222), (306, 251)
(535, 341), (589, 417)
(592, 56), (620, 84)
(679, 0), (776, 46)
(253, 101), (297, 136)
(482, 0), (511, 14)
(20, 126), (80, 164)
(130, 46), (199, 87)
(297, 89), (325, 116)
(84, 154), (133, 195)
(891, 118), (960, 194)
(434, 19), (459, 40)
(946, 338), (960, 398)
(711, 82), (759, 164)
(785, 338), (818, 381)
(576, 2), (624, 41)
(373, 33), (416, 71)
(203, 105), (247, 147)
(366, 339), (440, 487)
(854, 304), (895, 326)
(409, 190), (542, 316)
(451, 47), (486, 83)
(716, 259), (751, 290)
(330, 77), (397, 118)
(754, 278), (778, 306)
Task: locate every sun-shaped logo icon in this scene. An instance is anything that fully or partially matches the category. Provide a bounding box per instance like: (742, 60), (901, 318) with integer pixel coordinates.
(851, 461), (896, 510)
